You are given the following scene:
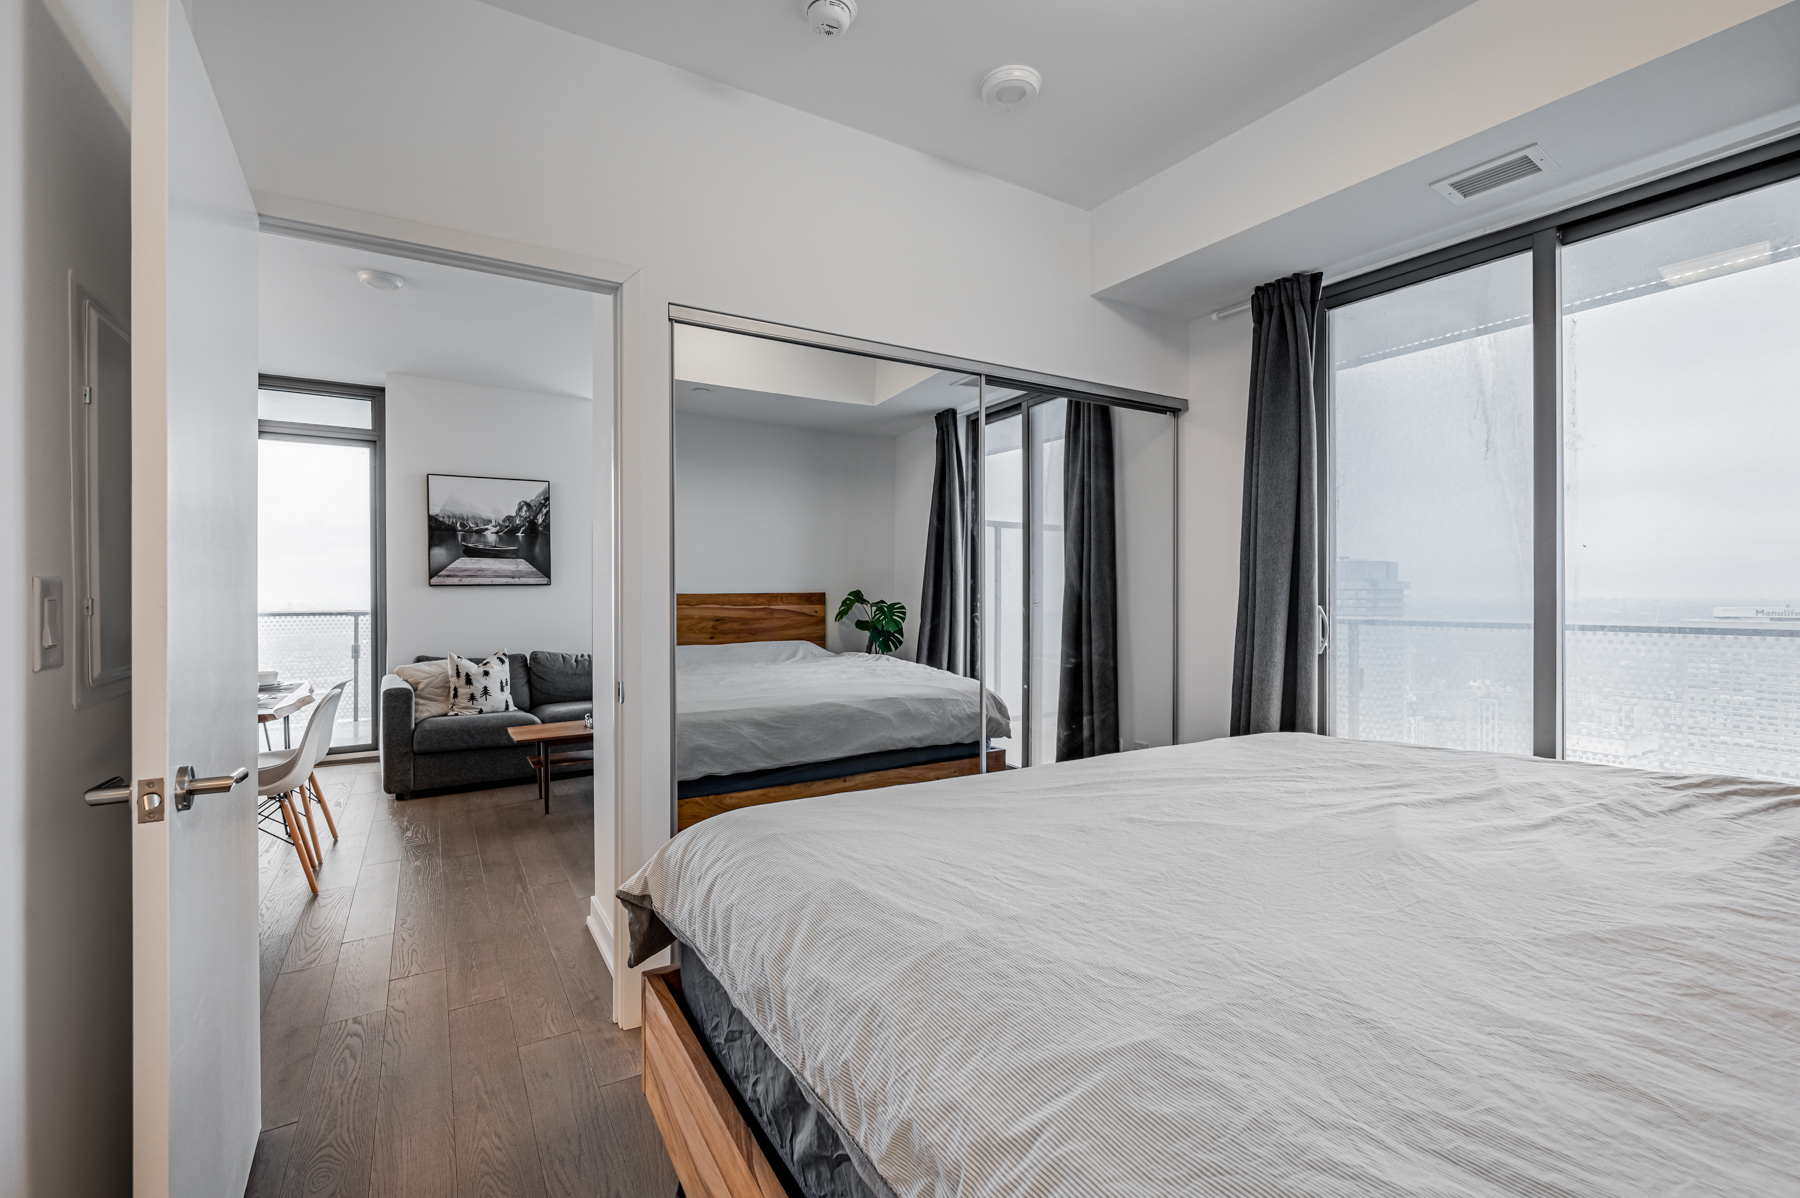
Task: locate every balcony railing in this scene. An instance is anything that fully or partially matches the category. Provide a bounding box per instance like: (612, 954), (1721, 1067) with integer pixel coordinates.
(258, 610), (372, 749)
(1334, 617), (1800, 782)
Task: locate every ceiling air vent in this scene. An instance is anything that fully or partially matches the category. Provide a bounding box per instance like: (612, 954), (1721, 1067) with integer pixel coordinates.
(1431, 145), (1556, 205)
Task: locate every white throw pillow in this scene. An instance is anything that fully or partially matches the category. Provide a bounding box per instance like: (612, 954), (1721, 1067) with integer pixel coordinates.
(448, 651), (516, 714)
(394, 659), (454, 720)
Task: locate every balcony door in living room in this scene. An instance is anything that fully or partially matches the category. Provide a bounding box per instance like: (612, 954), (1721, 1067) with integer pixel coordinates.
(258, 378), (384, 752)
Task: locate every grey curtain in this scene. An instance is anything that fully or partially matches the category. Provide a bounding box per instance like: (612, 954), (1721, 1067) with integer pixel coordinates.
(917, 408), (971, 674)
(1057, 400), (1119, 760)
(1231, 271), (1325, 736)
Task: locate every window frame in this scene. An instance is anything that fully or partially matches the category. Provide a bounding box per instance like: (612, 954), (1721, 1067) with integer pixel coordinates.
(257, 374), (387, 754)
(1318, 132), (1800, 757)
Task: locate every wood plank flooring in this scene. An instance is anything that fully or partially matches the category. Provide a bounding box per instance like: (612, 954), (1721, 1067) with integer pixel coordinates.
(248, 763), (676, 1198)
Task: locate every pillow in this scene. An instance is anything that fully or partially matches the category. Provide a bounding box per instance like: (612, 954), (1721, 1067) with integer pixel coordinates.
(529, 651), (593, 705)
(448, 651), (517, 714)
(675, 640), (835, 665)
(394, 659), (454, 719)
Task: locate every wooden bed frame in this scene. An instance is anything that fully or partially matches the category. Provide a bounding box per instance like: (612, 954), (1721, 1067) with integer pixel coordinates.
(676, 592), (1001, 829)
(642, 967), (787, 1198)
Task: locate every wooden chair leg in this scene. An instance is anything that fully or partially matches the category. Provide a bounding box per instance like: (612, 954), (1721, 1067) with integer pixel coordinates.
(298, 787), (324, 865)
(309, 772), (339, 841)
(280, 796), (318, 895)
(292, 791), (320, 870)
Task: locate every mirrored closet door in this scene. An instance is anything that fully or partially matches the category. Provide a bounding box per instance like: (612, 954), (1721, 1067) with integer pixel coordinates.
(669, 311), (1182, 832)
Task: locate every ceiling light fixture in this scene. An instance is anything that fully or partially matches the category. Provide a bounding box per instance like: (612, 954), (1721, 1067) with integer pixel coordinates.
(805, 0), (856, 36)
(981, 65), (1040, 109)
(356, 269), (406, 291)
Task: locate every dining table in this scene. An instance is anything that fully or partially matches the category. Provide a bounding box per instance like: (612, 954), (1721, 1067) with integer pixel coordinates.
(257, 680), (315, 750)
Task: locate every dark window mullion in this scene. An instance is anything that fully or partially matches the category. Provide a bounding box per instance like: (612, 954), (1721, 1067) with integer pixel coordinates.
(1531, 229), (1565, 760)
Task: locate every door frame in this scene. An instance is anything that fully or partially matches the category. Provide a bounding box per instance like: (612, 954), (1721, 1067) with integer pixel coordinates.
(252, 191), (638, 1005)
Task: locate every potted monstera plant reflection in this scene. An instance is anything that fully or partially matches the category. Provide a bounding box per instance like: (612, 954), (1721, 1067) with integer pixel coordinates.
(835, 590), (907, 654)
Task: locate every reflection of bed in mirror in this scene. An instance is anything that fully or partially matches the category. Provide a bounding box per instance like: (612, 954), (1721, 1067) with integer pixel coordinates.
(676, 592), (1009, 829)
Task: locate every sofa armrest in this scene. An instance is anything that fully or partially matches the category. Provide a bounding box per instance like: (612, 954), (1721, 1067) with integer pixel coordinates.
(380, 674), (417, 796)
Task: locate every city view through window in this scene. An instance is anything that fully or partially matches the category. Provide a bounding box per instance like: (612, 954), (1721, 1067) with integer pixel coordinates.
(1328, 175), (1800, 782)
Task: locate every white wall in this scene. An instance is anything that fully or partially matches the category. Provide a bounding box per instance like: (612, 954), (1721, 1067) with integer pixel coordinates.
(1115, 407), (1178, 751)
(675, 413), (896, 655)
(385, 374), (593, 670)
(5, 1), (134, 1192)
(1180, 315), (1254, 745)
(891, 420), (938, 664)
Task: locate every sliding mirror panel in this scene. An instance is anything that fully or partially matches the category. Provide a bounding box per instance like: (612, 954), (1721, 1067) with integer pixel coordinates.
(986, 391), (1178, 765)
(1561, 175), (1800, 779)
(670, 323), (1007, 830)
(1328, 256), (1535, 753)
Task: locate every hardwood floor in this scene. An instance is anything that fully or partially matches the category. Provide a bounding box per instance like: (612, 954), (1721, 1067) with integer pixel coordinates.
(249, 762), (676, 1198)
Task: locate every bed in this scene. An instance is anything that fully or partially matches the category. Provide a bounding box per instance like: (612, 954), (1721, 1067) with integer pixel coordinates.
(676, 593), (1010, 829)
(622, 732), (1800, 1198)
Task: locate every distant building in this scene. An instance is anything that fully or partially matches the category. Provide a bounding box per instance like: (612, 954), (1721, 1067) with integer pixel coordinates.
(1335, 559), (1409, 618)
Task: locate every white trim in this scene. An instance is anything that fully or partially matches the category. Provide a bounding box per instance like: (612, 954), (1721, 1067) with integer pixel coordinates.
(249, 191), (638, 292)
(586, 894), (616, 976)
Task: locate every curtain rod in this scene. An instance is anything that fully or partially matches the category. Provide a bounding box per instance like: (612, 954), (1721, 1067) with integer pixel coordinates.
(1210, 299), (1252, 322)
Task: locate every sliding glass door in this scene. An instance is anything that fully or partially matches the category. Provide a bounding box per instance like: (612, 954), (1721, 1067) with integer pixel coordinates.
(1324, 156), (1800, 782)
(1560, 176), (1800, 779)
(1328, 256), (1534, 753)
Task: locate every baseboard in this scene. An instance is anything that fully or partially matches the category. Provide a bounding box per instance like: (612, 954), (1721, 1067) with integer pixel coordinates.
(587, 893), (615, 976)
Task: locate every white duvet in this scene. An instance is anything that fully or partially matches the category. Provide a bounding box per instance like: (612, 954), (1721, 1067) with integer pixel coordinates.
(676, 641), (1012, 781)
(624, 733), (1800, 1198)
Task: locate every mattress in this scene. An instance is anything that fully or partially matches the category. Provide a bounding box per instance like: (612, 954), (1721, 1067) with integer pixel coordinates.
(676, 641), (1011, 782)
(623, 733), (1800, 1198)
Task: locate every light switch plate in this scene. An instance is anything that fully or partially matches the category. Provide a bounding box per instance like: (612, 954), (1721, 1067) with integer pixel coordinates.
(32, 577), (63, 672)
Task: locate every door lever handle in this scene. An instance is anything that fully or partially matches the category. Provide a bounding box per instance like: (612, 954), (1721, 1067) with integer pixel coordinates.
(84, 777), (133, 806)
(174, 765), (250, 811)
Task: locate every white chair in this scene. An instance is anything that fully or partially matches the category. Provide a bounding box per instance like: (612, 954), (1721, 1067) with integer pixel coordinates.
(258, 681), (346, 895)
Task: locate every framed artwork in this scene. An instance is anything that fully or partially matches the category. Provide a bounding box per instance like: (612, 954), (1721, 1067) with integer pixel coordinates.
(426, 473), (551, 585)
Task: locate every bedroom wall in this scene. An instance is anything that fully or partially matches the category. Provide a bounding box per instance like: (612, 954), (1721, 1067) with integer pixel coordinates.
(674, 412), (896, 655)
(891, 419), (938, 665)
(1115, 408), (1179, 752)
(385, 373), (593, 671)
(1180, 314), (1255, 745)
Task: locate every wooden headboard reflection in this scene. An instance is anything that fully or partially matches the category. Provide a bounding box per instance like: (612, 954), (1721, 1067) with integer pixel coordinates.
(676, 592), (828, 647)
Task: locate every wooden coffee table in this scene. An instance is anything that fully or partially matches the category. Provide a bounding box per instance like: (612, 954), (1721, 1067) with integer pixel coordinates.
(507, 719), (594, 814)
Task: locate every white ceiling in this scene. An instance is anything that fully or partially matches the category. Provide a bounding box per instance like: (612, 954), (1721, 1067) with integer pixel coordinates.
(258, 233), (596, 397)
(475, 0), (1474, 210)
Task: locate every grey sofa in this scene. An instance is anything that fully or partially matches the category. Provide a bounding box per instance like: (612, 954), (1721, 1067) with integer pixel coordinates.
(381, 651), (594, 799)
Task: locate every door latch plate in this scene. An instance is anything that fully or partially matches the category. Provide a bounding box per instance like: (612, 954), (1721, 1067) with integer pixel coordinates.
(137, 778), (165, 824)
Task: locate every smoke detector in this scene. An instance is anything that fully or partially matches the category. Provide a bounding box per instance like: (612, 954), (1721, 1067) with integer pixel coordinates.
(805, 0), (856, 35)
(981, 65), (1041, 109)
(356, 269), (406, 291)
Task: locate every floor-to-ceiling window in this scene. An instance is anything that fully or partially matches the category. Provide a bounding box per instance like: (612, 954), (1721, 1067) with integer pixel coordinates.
(257, 377), (385, 752)
(1324, 141), (1800, 781)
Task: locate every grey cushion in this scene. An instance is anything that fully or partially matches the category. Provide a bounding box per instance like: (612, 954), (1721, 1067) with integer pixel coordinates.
(413, 710), (540, 753)
(530, 700), (593, 725)
(414, 653), (533, 711)
(529, 652), (592, 705)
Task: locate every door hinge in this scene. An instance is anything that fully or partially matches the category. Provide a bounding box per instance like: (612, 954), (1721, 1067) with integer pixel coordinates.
(616, 681), (625, 704)
(84, 596), (95, 616)
(81, 385), (91, 404)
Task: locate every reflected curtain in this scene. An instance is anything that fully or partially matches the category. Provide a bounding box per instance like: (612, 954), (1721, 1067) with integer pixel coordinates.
(1057, 399), (1119, 760)
(918, 408), (971, 674)
(1231, 271), (1325, 736)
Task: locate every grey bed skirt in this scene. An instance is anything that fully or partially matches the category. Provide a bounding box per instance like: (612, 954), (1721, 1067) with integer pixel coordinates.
(677, 741), (983, 800)
(675, 942), (891, 1198)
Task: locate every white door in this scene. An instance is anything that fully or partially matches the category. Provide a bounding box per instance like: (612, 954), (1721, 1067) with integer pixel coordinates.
(131, 0), (263, 1193)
